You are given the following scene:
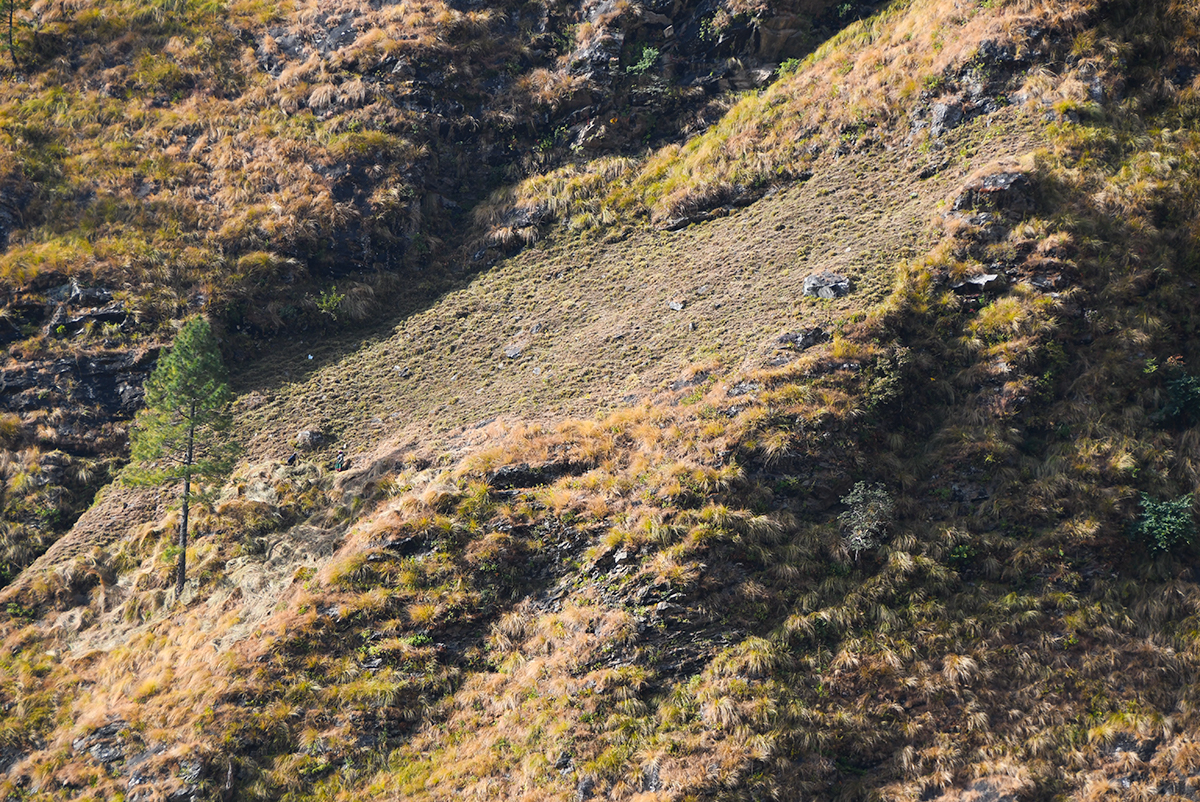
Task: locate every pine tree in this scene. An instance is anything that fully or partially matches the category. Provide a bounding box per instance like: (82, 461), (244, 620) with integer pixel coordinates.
(126, 317), (237, 599)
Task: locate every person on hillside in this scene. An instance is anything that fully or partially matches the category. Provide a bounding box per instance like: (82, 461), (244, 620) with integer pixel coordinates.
(334, 450), (347, 472)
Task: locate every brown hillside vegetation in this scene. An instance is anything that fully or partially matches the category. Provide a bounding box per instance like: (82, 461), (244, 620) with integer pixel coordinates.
(1, 0), (1200, 800)
(0, 0), (868, 590)
(231, 114), (1034, 462)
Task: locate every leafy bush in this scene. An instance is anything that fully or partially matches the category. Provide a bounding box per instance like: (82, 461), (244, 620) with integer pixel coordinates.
(626, 45), (659, 75)
(949, 543), (976, 566)
(1161, 373), (1200, 425)
(5, 602), (35, 621)
(838, 482), (894, 559)
(317, 286), (346, 320)
(1131, 493), (1196, 553)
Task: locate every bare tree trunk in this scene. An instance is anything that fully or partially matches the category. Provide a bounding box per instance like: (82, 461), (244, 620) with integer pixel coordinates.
(176, 402), (195, 599)
(7, 0), (15, 70)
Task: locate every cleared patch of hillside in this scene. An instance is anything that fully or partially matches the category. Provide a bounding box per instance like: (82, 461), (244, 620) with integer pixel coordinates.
(234, 107), (1037, 463)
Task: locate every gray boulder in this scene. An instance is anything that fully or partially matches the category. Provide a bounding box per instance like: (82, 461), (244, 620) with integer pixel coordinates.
(952, 171), (1036, 216)
(576, 775), (596, 801)
(950, 273), (1004, 294)
(72, 720), (128, 766)
(777, 327), (829, 350)
(295, 430), (326, 451)
(803, 272), (851, 299)
(931, 101), (964, 137)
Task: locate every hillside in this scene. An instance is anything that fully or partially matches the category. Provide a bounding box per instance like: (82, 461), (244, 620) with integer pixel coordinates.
(1, 0), (1200, 800)
(0, 0), (868, 585)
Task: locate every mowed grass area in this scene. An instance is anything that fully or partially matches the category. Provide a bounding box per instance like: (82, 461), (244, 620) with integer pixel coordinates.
(235, 108), (1039, 462)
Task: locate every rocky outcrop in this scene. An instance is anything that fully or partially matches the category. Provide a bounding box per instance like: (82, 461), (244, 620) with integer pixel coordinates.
(0, 348), (156, 421)
(568, 32), (624, 81)
(1, 282), (128, 346)
(127, 753), (207, 802)
(777, 327), (829, 350)
(295, 429), (327, 451)
(488, 460), (589, 490)
(952, 170), (1037, 218)
(0, 282), (157, 594)
(930, 99), (965, 137)
(545, 0), (878, 163)
(950, 273), (1004, 295)
(72, 720), (128, 766)
(67, 721), (209, 802)
(912, 33), (1042, 141)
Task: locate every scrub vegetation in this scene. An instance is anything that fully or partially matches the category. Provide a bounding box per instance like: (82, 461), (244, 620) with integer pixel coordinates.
(1, 0), (1200, 800)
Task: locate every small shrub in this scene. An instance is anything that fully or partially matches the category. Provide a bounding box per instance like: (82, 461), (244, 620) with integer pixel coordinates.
(1130, 493), (1195, 553)
(316, 286), (345, 320)
(162, 544), (182, 565)
(626, 45), (659, 75)
(949, 543), (976, 566)
(838, 482), (894, 559)
(1161, 373), (1200, 425)
(5, 602), (35, 622)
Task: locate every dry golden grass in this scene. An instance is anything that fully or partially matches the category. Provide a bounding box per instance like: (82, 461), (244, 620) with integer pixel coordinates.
(483, 0), (1102, 240)
(5, 1), (1200, 801)
(0, 0), (613, 345)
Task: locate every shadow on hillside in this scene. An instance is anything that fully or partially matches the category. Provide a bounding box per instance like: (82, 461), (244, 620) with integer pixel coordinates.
(228, 270), (470, 396)
(224, 0), (908, 397)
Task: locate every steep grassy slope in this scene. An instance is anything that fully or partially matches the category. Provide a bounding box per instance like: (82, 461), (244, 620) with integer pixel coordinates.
(0, 0), (858, 330)
(1, 0), (1200, 800)
(230, 116), (1032, 461)
(0, 0), (865, 589)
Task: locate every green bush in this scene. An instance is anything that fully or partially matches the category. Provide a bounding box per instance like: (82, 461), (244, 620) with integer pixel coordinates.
(949, 543), (976, 566)
(1161, 373), (1200, 425)
(1131, 493), (1195, 552)
(316, 286), (345, 320)
(6, 602), (35, 621)
(626, 45), (659, 75)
